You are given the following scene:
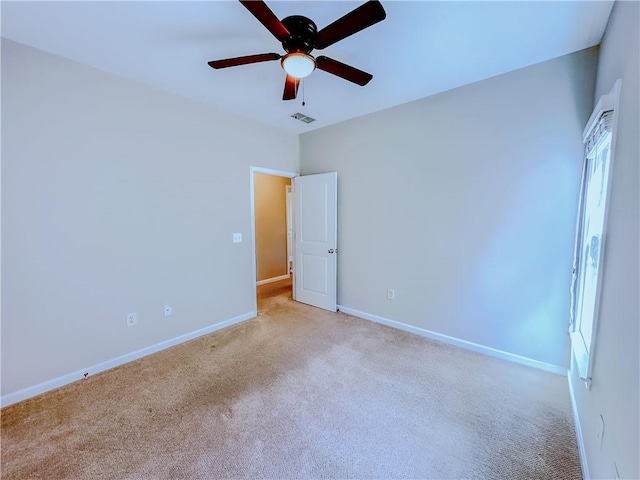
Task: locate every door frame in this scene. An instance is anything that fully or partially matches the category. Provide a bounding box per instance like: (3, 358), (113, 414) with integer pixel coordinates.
(286, 184), (293, 276)
(249, 166), (298, 314)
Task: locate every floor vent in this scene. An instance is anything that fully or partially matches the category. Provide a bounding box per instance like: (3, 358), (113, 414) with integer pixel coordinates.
(291, 112), (316, 123)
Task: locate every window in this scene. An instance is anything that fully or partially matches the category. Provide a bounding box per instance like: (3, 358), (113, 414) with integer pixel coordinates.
(569, 80), (621, 387)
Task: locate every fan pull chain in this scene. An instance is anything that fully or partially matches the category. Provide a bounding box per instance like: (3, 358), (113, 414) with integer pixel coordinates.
(302, 79), (306, 107)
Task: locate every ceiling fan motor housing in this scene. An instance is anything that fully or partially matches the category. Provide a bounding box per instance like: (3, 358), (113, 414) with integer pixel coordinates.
(281, 15), (317, 54)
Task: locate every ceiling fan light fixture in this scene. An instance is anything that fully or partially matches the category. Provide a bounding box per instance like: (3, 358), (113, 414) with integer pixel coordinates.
(281, 52), (316, 78)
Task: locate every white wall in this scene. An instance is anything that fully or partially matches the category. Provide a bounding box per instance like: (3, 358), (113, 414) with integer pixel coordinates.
(301, 48), (598, 369)
(569, 2), (640, 479)
(1, 40), (299, 399)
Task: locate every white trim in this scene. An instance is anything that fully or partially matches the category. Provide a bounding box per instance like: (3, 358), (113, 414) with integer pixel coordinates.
(256, 274), (290, 286)
(286, 185), (293, 270)
(1, 311), (256, 408)
(251, 167), (299, 179)
(582, 83), (617, 141)
(568, 373), (591, 480)
(249, 166), (298, 315)
(338, 305), (566, 375)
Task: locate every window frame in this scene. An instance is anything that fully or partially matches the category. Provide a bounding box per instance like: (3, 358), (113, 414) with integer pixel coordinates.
(569, 80), (621, 388)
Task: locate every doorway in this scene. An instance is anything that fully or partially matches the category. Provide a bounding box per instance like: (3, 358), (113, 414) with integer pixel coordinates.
(250, 167), (338, 314)
(250, 167), (297, 312)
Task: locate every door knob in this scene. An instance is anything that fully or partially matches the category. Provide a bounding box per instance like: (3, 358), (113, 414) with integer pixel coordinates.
(328, 249), (334, 254)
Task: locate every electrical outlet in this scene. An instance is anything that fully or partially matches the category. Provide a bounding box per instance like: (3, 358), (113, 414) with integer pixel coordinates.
(126, 312), (137, 327)
(233, 233), (242, 243)
(164, 304), (173, 317)
(387, 289), (395, 300)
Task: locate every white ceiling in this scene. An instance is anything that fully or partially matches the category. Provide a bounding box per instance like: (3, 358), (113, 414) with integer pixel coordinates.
(1, 1), (614, 134)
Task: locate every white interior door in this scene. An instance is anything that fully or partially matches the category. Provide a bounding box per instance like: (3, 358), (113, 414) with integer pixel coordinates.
(293, 172), (337, 312)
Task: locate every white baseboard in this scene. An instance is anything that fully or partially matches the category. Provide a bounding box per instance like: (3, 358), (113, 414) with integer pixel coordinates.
(337, 305), (566, 376)
(256, 274), (290, 286)
(568, 372), (590, 480)
(1, 311), (256, 408)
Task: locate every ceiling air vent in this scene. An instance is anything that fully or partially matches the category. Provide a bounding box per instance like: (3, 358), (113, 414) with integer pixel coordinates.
(291, 112), (316, 124)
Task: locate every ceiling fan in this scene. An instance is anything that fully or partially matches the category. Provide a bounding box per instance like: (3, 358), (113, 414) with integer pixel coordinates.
(208, 0), (386, 101)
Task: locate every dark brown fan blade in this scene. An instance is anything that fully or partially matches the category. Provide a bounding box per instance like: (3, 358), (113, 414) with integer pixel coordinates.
(283, 75), (300, 100)
(208, 53), (281, 69)
(315, 0), (386, 50)
(316, 56), (373, 86)
(239, 1), (290, 42)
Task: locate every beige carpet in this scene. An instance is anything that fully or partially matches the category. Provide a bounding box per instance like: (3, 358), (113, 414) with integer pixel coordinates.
(1, 280), (582, 479)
